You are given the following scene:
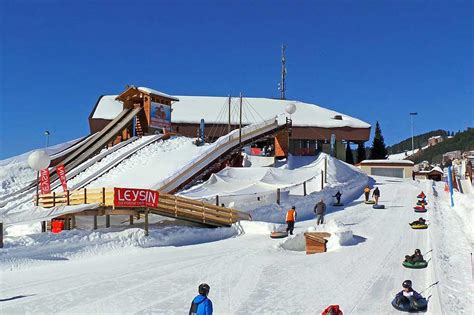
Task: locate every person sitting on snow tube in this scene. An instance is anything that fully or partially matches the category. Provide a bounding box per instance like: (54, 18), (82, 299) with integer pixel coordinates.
(321, 304), (343, 315)
(404, 249), (423, 263)
(392, 280), (427, 312)
(417, 191), (426, 199)
(409, 217), (426, 226)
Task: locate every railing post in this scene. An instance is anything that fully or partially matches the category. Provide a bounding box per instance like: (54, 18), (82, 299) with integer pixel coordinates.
(66, 190), (70, 206)
(0, 222), (3, 248)
(52, 192), (56, 207)
(202, 202), (206, 223)
(102, 187), (105, 205)
(277, 188), (281, 205)
(174, 196), (178, 217)
(321, 170), (324, 190)
(215, 195), (219, 206)
(144, 209), (149, 236)
(84, 188), (87, 204)
(303, 181), (307, 196)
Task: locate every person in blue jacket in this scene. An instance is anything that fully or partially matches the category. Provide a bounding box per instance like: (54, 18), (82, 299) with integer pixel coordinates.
(189, 283), (213, 315)
(393, 280), (426, 311)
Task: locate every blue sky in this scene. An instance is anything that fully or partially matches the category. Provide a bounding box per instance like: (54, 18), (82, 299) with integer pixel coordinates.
(1, 0), (472, 159)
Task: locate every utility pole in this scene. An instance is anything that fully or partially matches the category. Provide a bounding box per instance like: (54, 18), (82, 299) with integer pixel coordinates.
(279, 44), (287, 100)
(409, 112), (418, 154)
(239, 93), (243, 144)
(44, 130), (50, 148)
(228, 94), (231, 134)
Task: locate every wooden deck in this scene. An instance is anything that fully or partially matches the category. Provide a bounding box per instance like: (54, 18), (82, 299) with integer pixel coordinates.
(37, 188), (251, 228)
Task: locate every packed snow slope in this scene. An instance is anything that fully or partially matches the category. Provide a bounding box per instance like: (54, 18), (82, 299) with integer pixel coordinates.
(1, 175), (471, 314)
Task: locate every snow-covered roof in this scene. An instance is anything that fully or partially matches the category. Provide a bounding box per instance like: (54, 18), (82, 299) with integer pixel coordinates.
(92, 95), (124, 120)
(360, 159), (414, 166)
(137, 87), (179, 101)
(90, 94), (370, 129)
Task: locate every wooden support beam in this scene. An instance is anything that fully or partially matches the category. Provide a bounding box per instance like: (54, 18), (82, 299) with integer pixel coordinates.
(277, 188), (281, 205)
(105, 215), (110, 228)
(303, 181), (307, 196)
(93, 215), (98, 230)
(0, 222), (3, 248)
(71, 215), (76, 229)
(41, 221), (46, 233)
(321, 170), (324, 190)
(144, 209), (149, 236)
(129, 215), (134, 225)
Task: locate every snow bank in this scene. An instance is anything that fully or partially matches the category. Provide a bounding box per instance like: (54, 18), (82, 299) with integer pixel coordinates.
(280, 220), (355, 252)
(2, 225), (237, 270)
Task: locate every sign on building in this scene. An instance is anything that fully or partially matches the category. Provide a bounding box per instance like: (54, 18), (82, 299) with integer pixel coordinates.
(150, 102), (171, 130)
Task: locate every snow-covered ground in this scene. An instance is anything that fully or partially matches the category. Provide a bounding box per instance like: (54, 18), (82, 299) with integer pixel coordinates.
(1, 170), (471, 313)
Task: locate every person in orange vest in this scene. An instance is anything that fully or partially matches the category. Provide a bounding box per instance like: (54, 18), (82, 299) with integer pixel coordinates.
(364, 186), (371, 202)
(286, 206), (297, 235)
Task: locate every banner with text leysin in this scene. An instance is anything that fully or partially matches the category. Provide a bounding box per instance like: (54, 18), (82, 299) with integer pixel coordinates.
(56, 164), (68, 192)
(114, 188), (159, 208)
(40, 169), (51, 195)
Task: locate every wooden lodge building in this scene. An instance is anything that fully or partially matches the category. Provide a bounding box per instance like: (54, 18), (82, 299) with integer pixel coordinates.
(89, 86), (371, 162)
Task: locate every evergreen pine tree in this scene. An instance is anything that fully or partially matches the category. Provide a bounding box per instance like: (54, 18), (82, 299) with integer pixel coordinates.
(356, 142), (367, 163)
(369, 121), (388, 159)
(345, 142), (354, 164)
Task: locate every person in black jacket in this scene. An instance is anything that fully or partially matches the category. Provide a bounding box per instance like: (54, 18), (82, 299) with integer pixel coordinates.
(405, 249), (424, 263)
(333, 191), (342, 205)
(372, 187), (380, 205)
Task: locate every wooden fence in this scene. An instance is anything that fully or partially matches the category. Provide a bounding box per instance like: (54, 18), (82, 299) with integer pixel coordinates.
(37, 188), (251, 227)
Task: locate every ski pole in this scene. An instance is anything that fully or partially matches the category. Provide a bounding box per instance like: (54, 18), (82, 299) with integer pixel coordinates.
(419, 281), (439, 295)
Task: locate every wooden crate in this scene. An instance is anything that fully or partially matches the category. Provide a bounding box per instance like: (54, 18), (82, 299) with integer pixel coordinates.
(304, 232), (331, 255)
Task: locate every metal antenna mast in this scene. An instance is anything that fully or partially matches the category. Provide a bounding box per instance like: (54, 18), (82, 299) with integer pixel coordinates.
(279, 44), (287, 100)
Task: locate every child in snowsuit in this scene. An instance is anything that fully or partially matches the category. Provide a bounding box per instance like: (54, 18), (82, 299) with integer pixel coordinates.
(333, 191), (342, 205)
(394, 280), (425, 311)
(410, 217), (426, 226)
(405, 249), (424, 263)
(314, 199), (326, 225)
(364, 186), (370, 201)
(286, 206), (297, 235)
(189, 283), (213, 315)
(372, 187), (380, 205)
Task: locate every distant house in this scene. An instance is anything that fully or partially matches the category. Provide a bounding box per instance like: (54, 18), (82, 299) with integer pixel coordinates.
(357, 160), (414, 178)
(414, 167), (444, 181)
(427, 135), (443, 146)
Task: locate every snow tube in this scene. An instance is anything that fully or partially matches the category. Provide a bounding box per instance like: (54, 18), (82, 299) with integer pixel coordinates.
(391, 297), (427, 312)
(364, 200), (375, 204)
(270, 231), (288, 239)
(372, 204), (385, 209)
(414, 207), (427, 213)
(332, 203), (344, 207)
(410, 223), (428, 229)
(402, 260), (428, 269)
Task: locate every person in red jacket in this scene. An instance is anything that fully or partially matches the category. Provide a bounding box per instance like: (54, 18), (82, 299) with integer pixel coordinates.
(285, 206), (297, 235)
(321, 304), (343, 315)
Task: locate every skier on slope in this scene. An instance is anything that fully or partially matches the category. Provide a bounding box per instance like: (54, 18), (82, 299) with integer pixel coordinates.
(333, 191), (342, 205)
(189, 283), (213, 315)
(286, 206), (297, 235)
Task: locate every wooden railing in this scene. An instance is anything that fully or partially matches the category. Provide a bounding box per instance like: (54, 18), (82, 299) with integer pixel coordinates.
(37, 188), (251, 227)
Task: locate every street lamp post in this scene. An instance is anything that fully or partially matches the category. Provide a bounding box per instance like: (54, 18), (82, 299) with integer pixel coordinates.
(44, 131), (50, 148)
(409, 112), (418, 154)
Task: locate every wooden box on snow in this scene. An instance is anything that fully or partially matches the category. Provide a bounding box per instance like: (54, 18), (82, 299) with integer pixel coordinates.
(304, 232), (331, 254)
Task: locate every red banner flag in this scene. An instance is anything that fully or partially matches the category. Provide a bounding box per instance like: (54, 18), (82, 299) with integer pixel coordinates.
(114, 188), (159, 208)
(56, 164), (68, 192)
(40, 169), (51, 195)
